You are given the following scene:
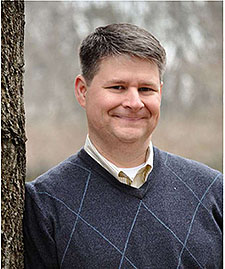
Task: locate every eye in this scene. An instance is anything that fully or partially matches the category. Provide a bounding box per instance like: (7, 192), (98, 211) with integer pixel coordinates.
(108, 85), (125, 90)
(139, 87), (155, 92)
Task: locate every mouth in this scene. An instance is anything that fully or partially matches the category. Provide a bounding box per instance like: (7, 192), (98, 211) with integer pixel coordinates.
(113, 115), (145, 121)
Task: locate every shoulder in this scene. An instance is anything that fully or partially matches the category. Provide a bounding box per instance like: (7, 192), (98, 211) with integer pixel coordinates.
(153, 146), (222, 198)
(25, 149), (92, 201)
(154, 146), (222, 178)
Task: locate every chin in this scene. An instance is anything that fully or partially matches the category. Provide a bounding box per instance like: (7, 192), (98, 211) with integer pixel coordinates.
(114, 132), (148, 144)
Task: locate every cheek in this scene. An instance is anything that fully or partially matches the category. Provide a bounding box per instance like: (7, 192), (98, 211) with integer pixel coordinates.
(146, 99), (161, 115)
(86, 96), (110, 120)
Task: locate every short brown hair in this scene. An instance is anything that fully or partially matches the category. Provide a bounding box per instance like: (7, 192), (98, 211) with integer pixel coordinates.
(79, 23), (166, 84)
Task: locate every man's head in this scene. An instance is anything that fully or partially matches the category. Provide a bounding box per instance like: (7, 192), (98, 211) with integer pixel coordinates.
(79, 23), (166, 85)
(75, 23), (166, 159)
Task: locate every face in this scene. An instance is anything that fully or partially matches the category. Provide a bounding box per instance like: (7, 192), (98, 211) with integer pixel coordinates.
(75, 55), (162, 149)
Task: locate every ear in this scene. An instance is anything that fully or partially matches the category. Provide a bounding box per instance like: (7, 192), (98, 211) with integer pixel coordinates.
(160, 81), (163, 95)
(159, 81), (163, 105)
(75, 75), (88, 108)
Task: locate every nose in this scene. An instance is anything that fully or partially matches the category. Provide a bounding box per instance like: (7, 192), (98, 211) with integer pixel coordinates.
(122, 88), (144, 111)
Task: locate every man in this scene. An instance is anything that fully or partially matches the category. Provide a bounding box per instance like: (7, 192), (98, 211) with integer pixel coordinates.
(23, 23), (222, 268)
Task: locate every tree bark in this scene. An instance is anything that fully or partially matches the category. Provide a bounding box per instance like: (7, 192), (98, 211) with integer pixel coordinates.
(1, 1), (26, 268)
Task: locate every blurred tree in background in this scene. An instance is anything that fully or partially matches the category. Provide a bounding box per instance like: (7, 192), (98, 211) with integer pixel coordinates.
(24, 1), (222, 180)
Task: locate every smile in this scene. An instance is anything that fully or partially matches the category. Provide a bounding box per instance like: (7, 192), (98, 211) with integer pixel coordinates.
(113, 115), (145, 121)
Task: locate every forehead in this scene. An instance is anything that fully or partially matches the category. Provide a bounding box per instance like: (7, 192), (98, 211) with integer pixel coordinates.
(93, 55), (160, 84)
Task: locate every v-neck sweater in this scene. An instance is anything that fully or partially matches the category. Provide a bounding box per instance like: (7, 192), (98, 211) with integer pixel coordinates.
(23, 147), (222, 269)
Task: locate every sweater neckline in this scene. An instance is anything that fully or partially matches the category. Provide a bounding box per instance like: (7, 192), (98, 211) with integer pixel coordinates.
(77, 147), (160, 200)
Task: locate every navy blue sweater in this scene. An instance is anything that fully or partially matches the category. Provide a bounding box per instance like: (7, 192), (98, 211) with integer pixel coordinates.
(23, 147), (222, 269)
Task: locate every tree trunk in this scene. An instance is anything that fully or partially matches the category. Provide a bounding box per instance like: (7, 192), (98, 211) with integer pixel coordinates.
(1, 1), (26, 268)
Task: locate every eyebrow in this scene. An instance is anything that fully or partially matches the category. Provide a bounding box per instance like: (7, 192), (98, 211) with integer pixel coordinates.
(103, 79), (127, 86)
(139, 82), (159, 88)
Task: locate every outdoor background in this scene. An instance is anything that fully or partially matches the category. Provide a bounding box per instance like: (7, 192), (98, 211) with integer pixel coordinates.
(24, 1), (223, 181)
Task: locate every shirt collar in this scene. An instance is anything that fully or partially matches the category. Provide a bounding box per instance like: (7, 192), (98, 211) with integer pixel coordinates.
(84, 135), (153, 180)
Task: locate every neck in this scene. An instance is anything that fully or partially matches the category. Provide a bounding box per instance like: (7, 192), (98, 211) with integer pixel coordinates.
(89, 134), (151, 168)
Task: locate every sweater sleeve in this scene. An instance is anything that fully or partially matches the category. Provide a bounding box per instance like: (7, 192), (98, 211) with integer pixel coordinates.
(23, 184), (59, 269)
